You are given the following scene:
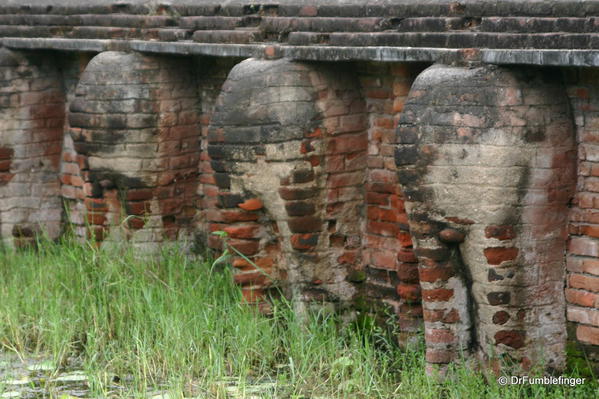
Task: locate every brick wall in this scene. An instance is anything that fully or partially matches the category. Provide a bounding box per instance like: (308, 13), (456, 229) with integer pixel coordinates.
(564, 68), (599, 367)
(67, 51), (202, 250)
(194, 56), (244, 247)
(7, 1), (599, 55)
(59, 52), (93, 240)
(0, 42), (597, 373)
(357, 62), (427, 341)
(0, 48), (65, 247)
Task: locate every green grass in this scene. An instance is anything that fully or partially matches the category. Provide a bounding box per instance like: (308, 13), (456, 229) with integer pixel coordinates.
(0, 237), (596, 398)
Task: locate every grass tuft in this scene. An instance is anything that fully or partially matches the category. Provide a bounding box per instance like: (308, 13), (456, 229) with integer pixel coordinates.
(0, 237), (596, 398)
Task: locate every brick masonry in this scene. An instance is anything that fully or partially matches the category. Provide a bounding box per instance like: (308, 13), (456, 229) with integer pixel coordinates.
(0, 7), (597, 370)
(564, 68), (599, 367)
(357, 62), (428, 342)
(0, 48), (65, 247)
(207, 58), (368, 308)
(6, 0), (599, 55)
(396, 64), (577, 374)
(67, 51), (202, 250)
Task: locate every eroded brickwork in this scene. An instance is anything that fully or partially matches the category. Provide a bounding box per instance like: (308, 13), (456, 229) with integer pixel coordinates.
(357, 62), (427, 340)
(68, 51), (202, 250)
(397, 64), (576, 374)
(0, 39), (597, 372)
(564, 69), (599, 367)
(207, 58), (367, 308)
(195, 56), (245, 245)
(0, 48), (65, 247)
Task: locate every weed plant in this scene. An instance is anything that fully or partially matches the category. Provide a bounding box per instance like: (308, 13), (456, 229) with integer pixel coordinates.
(0, 237), (596, 398)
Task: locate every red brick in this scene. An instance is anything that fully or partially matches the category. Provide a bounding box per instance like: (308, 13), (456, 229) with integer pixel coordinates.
(439, 228), (465, 243)
(291, 233), (319, 251)
(422, 288), (454, 302)
(367, 182), (395, 194)
(221, 210), (259, 223)
(396, 283), (421, 301)
(567, 306), (599, 325)
(0, 147), (14, 159)
(338, 250), (358, 264)
(484, 247), (519, 265)
(234, 271), (269, 286)
(299, 5), (317, 16)
(208, 234), (223, 250)
(397, 249), (417, 263)
(484, 225), (516, 240)
(582, 259), (599, 276)
(238, 198), (263, 211)
(445, 216), (474, 225)
(580, 225), (599, 238)
(0, 160), (11, 172)
(241, 287), (265, 303)
(366, 192), (389, 206)
(86, 213), (106, 225)
(398, 303), (423, 318)
(423, 309), (445, 322)
(426, 349), (454, 364)
(87, 226), (106, 242)
(84, 198), (108, 212)
(492, 311), (510, 325)
(366, 89), (390, 99)
(576, 325), (599, 345)
(369, 168), (396, 184)
(565, 288), (598, 307)
(367, 221), (399, 237)
(494, 330), (526, 349)
(397, 262), (419, 282)
(228, 239), (260, 256)
(327, 171), (364, 188)
(325, 155), (344, 172)
(425, 329), (455, 344)
(287, 216), (322, 233)
(285, 201), (315, 217)
(232, 257), (253, 270)
(370, 249), (397, 270)
(419, 266), (455, 282)
(397, 231), (412, 247)
(441, 309), (460, 323)
(569, 273), (599, 292)
(569, 236), (599, 257)
(422, 308), (460, 323)
(279, 187), (318, 200)
(393, 81), (411, 96)
(223, 224), (261, 239)
(328, 134), (367, 155)
(125, 188), (154, 201)
(366, 234), (399, 251)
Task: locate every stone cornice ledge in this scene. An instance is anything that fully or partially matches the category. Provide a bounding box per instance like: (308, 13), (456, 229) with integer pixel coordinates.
(4, 37), (599, 67)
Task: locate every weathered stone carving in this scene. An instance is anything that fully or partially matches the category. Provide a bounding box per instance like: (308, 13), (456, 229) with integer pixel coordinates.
(207, 58), (368, 309)
(396, 64), (576, 373)
(68, 51), (202, 250)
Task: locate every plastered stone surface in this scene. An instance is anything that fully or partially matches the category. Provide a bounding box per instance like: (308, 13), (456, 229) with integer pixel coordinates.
(207, 58), (368, 309)
(0, 48), (65, 247)
(397, 64), (576, 373)
(68, 51), (202, 249)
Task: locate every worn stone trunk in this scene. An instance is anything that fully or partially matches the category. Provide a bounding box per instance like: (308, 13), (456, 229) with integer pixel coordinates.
(397, 64), (576, 373)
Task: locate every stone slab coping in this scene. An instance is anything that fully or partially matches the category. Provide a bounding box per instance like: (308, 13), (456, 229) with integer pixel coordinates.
(4, 37), (599, 67)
